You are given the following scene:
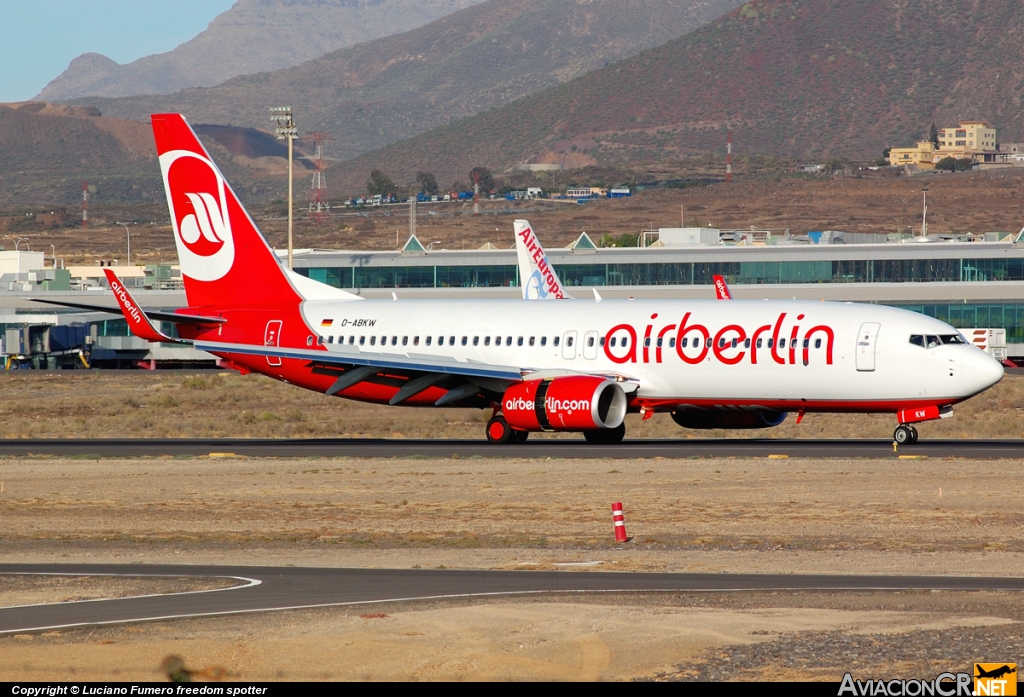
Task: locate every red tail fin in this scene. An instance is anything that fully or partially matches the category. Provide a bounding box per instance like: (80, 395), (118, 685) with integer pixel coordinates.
(713, 274), (733, 300)
(151, 114), (300, 310)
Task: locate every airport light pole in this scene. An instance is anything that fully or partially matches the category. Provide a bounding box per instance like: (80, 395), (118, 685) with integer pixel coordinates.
(116, 222), (131, 265)
(270, 106), (298, 269)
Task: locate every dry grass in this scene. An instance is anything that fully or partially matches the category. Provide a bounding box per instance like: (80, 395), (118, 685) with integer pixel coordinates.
(0, 370), (1020, 440)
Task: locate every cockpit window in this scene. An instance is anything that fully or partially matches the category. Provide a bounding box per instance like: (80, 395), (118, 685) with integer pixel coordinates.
(911, 334), (965, 348)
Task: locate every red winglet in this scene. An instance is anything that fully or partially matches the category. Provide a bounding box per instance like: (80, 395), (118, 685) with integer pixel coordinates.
(104, 269), (176, 343)
(713, 274), (733, 300)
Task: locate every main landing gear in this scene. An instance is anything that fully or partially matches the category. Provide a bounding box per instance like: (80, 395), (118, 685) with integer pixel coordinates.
(894, 424), (919, 445)
(583, 423), (626, 444)
(485, 415), (529, 444)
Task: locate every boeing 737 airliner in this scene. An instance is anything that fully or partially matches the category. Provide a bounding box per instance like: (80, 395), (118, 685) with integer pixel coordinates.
(44, 114), (1005, 445)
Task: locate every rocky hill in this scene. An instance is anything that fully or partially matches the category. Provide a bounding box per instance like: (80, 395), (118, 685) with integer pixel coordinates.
(0, 102), (303, 206)
(74, 0), (745, 160)
(326, 0), (1024, 190)
(37, 0), (487, 100)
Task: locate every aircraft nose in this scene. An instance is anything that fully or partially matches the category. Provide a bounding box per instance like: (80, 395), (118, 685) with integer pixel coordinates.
(961, 347), (1004, 395)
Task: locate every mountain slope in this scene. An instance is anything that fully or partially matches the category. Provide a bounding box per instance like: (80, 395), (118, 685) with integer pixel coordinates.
(75, 0), (745, 160)
(37, 0), (487, 100)
(327, 0), (1024, 188)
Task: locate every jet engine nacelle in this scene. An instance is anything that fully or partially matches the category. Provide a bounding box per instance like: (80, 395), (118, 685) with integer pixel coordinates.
(502, 376), (627, 431)
(671, 409), (787, 430)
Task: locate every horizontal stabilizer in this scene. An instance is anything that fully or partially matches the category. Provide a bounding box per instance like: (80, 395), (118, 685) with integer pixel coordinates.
(29, 298), (225, 326)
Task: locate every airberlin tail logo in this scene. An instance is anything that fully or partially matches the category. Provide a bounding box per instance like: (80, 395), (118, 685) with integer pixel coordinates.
(161, 150), (236, 281)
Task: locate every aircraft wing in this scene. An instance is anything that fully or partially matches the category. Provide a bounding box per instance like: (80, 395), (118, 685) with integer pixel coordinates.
(194, 338), (525, 382)
(514, 219), (573, 300)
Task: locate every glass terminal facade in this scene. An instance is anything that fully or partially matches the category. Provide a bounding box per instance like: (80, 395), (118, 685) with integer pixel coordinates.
(293, 247), (1024, 345)
(298, 257), (1024, 290)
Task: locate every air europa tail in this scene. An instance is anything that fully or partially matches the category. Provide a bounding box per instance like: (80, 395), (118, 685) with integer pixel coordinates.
(151, 113), (357, 310)
(514, 219), (572, 300)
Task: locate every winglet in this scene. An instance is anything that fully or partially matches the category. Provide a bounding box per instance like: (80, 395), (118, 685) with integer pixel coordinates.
(104, 269), (180, 343)
(514, 219), (572, 300)
(713, 274), (733, 300)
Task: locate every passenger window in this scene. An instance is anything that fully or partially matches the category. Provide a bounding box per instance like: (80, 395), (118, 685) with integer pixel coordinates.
(306, 336), (313, 346)
(541, 337), (547, 347)
(529, 337), (536, 346)
(518, 337), (524, 346)
(621, 337), (629, 347)
(815, 338), (822, 349)
(450, 336), (456, 345)
(461, 337), (468, 346)
(803, 339), (809, 348)
(392, 336), (398, 346)
(656, 337), (662, 347)
(554, 336), (560, 347)
(402, 336), (408, 346)
(426, 336), (432, 346)
(567, 336), (574, 347)
(359, 336), (365, 346)
(587, 336), (595, 347)
(506, 336), (512, 346)
(779, 338), (786, 349)
(718, 338), (725, 348)
(669, 338), (676, 348)
(644, 338), (651, 348)
(756, 338), (763, 348)
(610, 337), (617, 348)
(767, 338), (773, 348)
(413, 336), (419, 346)
(744, 338), (751, 349)
(484, 336), (491, 346)
(370, 336), (376, 346)
(681, 337), (688, 348)
(731, 338), (738, 349)
(327, 336), (333, 344)
(705, 337), (712, 348)
(473, 336), (479, 346)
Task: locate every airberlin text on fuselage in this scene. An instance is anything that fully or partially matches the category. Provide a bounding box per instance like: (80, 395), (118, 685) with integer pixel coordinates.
(604, 311), (836, 366)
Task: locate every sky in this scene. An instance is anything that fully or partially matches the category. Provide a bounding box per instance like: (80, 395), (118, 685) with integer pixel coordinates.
(0, 0), (236, 102)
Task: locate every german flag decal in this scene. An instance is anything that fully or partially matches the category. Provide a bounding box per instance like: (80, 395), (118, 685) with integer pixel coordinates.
(321, 319), (333, 327)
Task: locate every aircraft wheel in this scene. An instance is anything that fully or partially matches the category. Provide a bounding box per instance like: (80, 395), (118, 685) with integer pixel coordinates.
(584, 423), (626, 444)
(908, 425), (919, 444)
(894, 424), (913, 445)
(513, 430), (530, 443)
(486, 415), (515, 444)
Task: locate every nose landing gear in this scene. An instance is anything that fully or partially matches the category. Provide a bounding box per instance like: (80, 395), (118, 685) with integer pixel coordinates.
(894, 424), (919, 445)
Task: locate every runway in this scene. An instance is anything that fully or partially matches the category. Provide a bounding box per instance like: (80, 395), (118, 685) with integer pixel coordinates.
(0, 437), (1022, 458)
(3, 564), (1024, 634)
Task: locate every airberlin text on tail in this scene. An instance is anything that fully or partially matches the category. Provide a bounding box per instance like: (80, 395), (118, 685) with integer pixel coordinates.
(514, 219), (570, 300)
(151, 113), (299, 310)
(713, 274), (733, 300)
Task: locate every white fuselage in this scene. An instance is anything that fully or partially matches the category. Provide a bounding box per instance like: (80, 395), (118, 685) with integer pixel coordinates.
(298, 297), (1003, 411)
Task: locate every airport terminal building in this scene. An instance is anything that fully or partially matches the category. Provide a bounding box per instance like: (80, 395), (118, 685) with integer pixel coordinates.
(4, 232), (1024, 365)
(290, 235), (1024, 357)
